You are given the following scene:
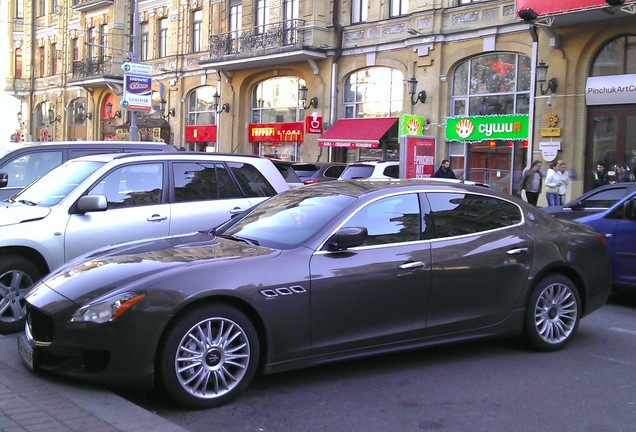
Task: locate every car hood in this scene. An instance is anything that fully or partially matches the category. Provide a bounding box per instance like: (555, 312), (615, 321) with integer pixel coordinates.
(0, 202), (51, 227)
(36, 231), (279, 305)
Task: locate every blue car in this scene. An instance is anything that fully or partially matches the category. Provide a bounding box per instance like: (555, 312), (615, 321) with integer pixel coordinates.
(576, 190), (636, 293)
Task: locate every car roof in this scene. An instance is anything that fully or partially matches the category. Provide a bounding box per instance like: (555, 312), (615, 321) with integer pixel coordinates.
(71, 151), (267, 163)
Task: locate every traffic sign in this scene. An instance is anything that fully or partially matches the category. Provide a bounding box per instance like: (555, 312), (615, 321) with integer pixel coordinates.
(121, 62), (152, 77)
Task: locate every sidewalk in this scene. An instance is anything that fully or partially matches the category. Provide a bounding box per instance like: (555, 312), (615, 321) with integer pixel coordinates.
(0, 334), (189, 432)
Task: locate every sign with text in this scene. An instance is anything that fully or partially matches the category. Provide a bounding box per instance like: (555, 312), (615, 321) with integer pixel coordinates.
(122, 75), (152, 111)
(399, 135), (436, 179)
(248, 122), (304, 142)
(586, 74), (636, 106)
(121, 62), (153, 76)
(305, 114), (322, 134)
(445, 115), (529, 142)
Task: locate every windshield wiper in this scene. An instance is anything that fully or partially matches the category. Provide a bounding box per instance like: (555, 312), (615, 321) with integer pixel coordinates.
(219, 234), (260, 246)
(17, 199), (37, 206)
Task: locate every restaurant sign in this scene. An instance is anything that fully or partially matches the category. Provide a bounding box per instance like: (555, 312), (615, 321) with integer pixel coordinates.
(248, 122), (304, 143)
(445, 115), (529, 142)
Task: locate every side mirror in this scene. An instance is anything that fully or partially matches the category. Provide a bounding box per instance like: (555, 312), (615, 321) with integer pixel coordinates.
(326, 227), (368, 251)
(75, 195), (107, 214)
(0, 173), (7, 188)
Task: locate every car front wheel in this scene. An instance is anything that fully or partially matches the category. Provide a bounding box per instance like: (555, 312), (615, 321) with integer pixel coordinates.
(0, 256), (41, 334)
(157, 303), (260, 408)
(525, 275), (581, 351)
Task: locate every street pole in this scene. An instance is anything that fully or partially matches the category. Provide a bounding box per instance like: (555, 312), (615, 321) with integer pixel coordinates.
(129, 0), (140, 141)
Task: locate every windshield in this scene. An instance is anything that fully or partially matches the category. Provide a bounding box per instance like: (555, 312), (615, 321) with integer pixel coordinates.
(12, 160), (105, 206)
(218, 188), (356, 249)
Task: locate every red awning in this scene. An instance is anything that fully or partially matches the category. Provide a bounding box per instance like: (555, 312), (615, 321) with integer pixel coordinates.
(318, 117), (398, 148)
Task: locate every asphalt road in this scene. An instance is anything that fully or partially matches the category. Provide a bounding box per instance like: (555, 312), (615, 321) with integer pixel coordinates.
(119, 294), (636, 432)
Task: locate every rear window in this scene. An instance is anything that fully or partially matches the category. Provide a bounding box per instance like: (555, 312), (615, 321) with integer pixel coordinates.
(340, 165), (374, 179)
(292, 164), (319, 179)
(228, 161), (277, 197)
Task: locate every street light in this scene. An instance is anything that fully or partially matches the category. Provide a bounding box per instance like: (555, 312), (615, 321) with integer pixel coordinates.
(298, 85), (318, 109)
(406, 77), (427, 105)
(536, 61), (558, 95)
(105, 102), (121, 119)
(213, 92), (230, 113)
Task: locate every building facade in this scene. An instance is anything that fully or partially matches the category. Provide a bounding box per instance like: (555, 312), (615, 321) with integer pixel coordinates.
(4, 0), (636, 200)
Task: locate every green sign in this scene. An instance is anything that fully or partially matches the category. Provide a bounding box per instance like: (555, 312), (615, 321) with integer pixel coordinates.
(398, 114), (424, 137)
(445, 115), (529, 142)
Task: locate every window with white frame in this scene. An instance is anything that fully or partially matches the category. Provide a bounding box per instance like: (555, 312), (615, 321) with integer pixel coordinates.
(352, 0), (368, 24)
(192, 10), (203, 53)
(158, 18), (168, 58)
(230, 1), (242, 32)
(390, 0), (408, 17)
(343, 67), (405, 118)
(256, 0), (270, 32)
(16, 0), (23, 18)
(450, 53), (531, 116)
(251, 77), (303, 123)
(187, 86), (217, 126)
(140, 23), (149, 60)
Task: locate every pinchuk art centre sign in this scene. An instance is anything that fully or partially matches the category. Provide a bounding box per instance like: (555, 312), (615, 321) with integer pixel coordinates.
(445, 115), (529, 142)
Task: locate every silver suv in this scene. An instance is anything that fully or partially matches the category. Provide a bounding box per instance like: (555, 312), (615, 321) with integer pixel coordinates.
(0, 152), (288, 333)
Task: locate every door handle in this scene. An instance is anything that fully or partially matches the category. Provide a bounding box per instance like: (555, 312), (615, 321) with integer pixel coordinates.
(230, 207), (245, 215)
(399, 261), (425, 269)
(506, 248), (528, 255)
(604, 233), (613, 238)
(147, 214), (167, 222)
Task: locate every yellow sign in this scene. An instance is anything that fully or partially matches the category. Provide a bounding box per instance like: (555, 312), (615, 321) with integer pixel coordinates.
(541, 128), (561, 137)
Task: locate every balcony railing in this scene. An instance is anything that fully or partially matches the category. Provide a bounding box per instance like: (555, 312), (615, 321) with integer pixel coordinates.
(71, 56), (114, 79)
(72, 0), (114, 13)
(209, 19), (305, 58)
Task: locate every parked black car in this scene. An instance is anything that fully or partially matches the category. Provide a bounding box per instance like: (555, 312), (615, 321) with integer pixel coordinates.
(20, 180), (611, 408)
(292, 162), (347, 184)
(543, 182), (636, 220)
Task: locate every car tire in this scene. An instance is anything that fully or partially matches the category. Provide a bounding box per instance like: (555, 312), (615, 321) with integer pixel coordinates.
(524, 274), (581, 352)
(0, 256), (41, 334)
(157, 303), (260, 409)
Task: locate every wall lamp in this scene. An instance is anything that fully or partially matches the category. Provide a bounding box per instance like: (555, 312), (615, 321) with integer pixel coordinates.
(17, 111), (22, 123)
(105, 102), (121, 119)
(298, 85), (318, 110)
(406, 77), (427, 105)
(159, 99), (176, 118)
(518, 8), (539, 22)
(213, 92), (230, 114)
(536, 61), (558, 95)
(76, 104), (92, 121)
(48, 107), (61, 124)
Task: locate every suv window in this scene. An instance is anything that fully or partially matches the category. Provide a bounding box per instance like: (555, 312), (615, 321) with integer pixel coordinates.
(324, 165), (346, 179)
(425, 193), (520, 239)
(228, 162), (277, 197)
(383, 164), (399, 178)
(2, 151), (63, 188)
(174, 162), (242, 202)
(578, 187), (630, 208)
(89, 163), (164, 208)
(343, 194), (421, 246)
(340, 165), (374, 179)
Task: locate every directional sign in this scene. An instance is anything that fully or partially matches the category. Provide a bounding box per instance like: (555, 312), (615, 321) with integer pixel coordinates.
(121, 62), (152, 77)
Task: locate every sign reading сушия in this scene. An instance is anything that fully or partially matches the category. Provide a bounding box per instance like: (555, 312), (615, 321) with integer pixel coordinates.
(445, 115), (529, 142)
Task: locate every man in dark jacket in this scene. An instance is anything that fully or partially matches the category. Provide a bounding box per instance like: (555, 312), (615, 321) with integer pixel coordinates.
(591, 162), (609, 189)
(433, 159), (456, 179)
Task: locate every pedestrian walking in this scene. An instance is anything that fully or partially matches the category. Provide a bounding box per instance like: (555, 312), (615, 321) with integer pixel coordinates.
(520, 160), (543, 206)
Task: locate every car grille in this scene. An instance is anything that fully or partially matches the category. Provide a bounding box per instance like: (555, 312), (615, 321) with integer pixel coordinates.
(26, 305), (54, 342)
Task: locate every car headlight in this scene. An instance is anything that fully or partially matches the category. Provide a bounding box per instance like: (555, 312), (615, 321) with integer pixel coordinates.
(70, 292), (146, 324)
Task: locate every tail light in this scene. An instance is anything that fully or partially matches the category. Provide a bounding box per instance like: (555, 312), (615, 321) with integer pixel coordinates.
(304, 179), (320, 185)
(596, 234), (607, 250)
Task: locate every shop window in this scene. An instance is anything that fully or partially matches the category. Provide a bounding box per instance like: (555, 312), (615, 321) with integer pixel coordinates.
(251, 77), (303, 124)
(591, 35), (636, 76)
(343, 67), (404, 119)
(187, 86), (217, 126)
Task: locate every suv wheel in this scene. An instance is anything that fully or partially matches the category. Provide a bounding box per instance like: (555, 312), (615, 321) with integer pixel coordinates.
(0, 256), (41, 334)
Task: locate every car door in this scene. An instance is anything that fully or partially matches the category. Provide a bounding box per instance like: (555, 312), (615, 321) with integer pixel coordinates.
(169, 161), (257, 234)
(64, 162), (169, 260)
(309, 193), (430, 354)
(584, 194), (636, 289)
(423, 192), (534, 336)
(558, 185), (631, 220)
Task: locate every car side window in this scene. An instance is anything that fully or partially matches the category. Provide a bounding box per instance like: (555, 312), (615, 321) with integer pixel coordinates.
(2, 151), (63, 187)
(227, 161), (277, 197)
(579, 187), (627, 208)
(324, 165), (346, 179)
(342, 194), (421, 246)
(424, 193), (520, 239)
(89, 163), (163, 209)
(383, 165), (400, 178)
(173, 162), (242, 202)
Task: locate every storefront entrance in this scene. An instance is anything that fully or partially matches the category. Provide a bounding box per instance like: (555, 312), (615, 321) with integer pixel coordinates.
(586, 105), (636, 189)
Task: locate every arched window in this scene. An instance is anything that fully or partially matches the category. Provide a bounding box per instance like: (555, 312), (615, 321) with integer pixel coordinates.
(590, 34), (636, 76)
(14, 48), (22, 79)
(251, 77), (303, 123)
(343, 67), (404, 118)
(187, 86), (217, 126)
(451, 53), (531, 116)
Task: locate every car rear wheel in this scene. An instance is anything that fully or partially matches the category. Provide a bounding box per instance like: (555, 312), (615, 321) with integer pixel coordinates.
(525, 275), (581, 351)
(157, 303), (260, 408)
(0, 256), (40, 334)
